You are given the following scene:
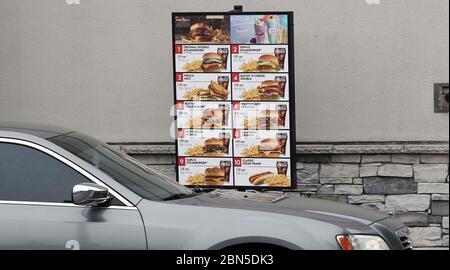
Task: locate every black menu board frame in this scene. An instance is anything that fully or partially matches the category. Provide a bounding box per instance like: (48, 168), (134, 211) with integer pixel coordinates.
(172, 11), (296, 190)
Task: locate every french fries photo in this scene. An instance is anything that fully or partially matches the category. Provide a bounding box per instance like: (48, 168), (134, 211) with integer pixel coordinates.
(183, 60), (203, 72)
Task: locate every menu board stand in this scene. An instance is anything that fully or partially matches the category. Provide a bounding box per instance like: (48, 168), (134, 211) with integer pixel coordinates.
(229, 5), (243, 13)
(172, 11), (296, 190)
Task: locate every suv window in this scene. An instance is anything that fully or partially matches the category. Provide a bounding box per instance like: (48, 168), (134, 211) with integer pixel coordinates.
(0, 142), (91, 203)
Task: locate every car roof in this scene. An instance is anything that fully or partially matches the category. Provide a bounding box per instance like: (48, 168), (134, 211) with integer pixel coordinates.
(0, 121), (73, 139)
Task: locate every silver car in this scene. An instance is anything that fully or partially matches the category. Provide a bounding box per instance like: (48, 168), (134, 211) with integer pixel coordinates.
(0, 122), (412, 250)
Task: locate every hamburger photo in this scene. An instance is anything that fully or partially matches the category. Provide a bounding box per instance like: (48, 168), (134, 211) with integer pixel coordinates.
(208, 81), (229, 100)
(256, 55), (280, 72)
(179, 21), (230, 44)
(202, 108), (224, 129)
(202, 138), (226, 157)
(259, 80), (281, 100)
(258, 138), (281, 157)
(204, 167), (225, 185)
(258, 110), (279, 130)
(189, 22), (213, 42)
(249, 172), (274, 186)
(201, 53), (224, 72)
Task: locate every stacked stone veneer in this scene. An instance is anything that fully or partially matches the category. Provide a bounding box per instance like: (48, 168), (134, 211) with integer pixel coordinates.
(110, 142), (449, 249)
(296, 153), (449, 249)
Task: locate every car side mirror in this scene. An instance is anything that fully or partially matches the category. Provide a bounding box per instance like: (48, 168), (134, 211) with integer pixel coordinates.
(72, 183), (109, 207)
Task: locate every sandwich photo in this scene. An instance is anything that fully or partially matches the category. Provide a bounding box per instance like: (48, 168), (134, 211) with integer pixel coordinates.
(201, 52), (224, 72)
(256, 55), (280, 72)
(208, 81), (229, 100)
(202, 108), (224, 129)
(183, 81), (229, 100)
(204, 167), (225, 185)
(185, 137), (228, 157)
(238, 54), (281, 73)
(239, 80), (281, 100)
(202, 138), (226, 157)
(182, 52), (226, 73)
(258, 110), (279, 130)
(258, 138), (281, 157)
(259, 80), (281, 100)
(241, 138), (281, 157)
(189, 22), (213, 42)
(185, 167), (226, 186)
(180, 22), (230, 44)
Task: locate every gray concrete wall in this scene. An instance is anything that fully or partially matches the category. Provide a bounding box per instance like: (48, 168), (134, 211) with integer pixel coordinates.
(0, 0), (448, 142)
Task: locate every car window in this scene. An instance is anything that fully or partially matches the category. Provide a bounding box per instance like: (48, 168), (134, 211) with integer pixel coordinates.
(0, 142), (91, 203)
(49, 132), (193, 201)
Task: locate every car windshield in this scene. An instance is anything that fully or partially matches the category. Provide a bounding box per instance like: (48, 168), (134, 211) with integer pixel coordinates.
(49, 132), (193, 201)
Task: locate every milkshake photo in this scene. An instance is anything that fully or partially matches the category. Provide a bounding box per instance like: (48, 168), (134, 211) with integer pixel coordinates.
(231, 14), (289, 44)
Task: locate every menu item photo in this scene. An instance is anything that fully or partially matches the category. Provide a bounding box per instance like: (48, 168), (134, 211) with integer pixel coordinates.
(205, 167), (226, 185)
(202, 107), (228, 129)
(177, 129), (232, 157)
(234, 129), (290, 158)
(231, 44), (288, 73)
(248, 172), (275, 185)
(234, 158), (291, 187)
(258, 138), (282, 157)
(176, 101), (232, 129)
(201, 53), (225, 72)
(178, 157), (233, 186)
(176, 73), (230, 101)
(256, 55), (280, 72)
(175, 45), (230, 73)
(230, 14), (288, 44)
(174, 15), (230, 44)
(233, 102), (290, 130)
(250, 173), (290, 187)
(203, 138), (227, 156)
(233, 73), (289, 101)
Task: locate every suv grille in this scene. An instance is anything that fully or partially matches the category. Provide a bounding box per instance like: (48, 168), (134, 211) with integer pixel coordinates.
(396, 228), (413, 250)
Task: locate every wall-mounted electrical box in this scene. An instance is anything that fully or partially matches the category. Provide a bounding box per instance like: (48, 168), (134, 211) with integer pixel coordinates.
(434, 83), (449, 113)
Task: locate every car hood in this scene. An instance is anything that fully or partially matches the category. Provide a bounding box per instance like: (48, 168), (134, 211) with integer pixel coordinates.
(169, 191), (388, 226)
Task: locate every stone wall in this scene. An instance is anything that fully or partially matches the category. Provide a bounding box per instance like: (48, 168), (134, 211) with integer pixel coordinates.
(296, 153), (449, 249)
(110, 142), (449, 249)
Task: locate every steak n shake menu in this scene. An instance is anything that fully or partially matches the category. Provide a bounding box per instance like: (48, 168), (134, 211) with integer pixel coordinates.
(173, 12), (295, 189)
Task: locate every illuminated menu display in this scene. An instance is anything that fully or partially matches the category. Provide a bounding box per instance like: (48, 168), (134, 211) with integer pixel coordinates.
(172, 12), (296, 189)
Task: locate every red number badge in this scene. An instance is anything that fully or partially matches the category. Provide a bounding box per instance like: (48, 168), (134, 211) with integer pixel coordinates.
(178, 157), (186, 166)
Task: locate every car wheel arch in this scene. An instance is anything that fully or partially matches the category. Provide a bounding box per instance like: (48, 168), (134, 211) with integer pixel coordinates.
(207, 236), (302, 250)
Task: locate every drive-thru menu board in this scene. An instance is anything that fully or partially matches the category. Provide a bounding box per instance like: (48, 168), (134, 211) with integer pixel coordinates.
(172, 12), (296, 189)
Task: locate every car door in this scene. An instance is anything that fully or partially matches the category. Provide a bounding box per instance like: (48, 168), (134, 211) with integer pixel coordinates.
(0, 140), (147, 250)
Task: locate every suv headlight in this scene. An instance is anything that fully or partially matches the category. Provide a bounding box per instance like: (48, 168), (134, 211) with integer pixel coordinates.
(336, 235), (390, 250)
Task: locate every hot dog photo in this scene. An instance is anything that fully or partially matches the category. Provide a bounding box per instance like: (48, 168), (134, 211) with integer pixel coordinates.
(234, 158), (291, 187)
